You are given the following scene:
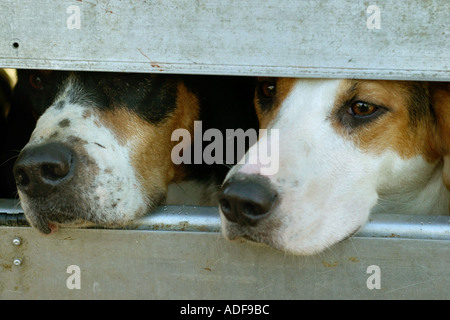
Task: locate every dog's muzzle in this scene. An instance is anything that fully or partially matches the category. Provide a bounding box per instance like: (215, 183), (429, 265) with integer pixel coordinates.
(13, 141), (82, 234)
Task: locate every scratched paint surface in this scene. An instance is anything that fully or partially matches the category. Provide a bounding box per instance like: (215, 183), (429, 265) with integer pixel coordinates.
(0, 0), (448, 79)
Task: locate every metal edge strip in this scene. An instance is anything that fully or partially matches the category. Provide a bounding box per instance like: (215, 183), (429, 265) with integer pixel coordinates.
(1, 199), (449, 240)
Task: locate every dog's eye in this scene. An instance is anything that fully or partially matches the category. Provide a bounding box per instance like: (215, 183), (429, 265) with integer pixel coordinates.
(29, 74), (44, 90)
(348, 101), (378, 117)
(260, 81), (276, 98)
(338, 100), (388, 130)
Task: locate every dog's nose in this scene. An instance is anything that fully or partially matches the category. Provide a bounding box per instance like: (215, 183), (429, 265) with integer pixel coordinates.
(13, 142), (75, 197)
(219, 175), (278, 226)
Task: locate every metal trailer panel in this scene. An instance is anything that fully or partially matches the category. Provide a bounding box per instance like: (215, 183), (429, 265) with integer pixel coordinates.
(0, 226), (449, 300)
(1, 201), (449, 300)
(0, 0), (449, 301)
(0, 0), (448, 80)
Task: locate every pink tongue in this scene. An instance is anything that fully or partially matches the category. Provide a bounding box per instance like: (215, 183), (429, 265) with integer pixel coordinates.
(48, 222), (59, 234)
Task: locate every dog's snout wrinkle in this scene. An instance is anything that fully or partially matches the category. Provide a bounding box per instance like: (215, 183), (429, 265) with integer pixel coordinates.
(219, 174), (278, 226)
(14, 142), (75, 197)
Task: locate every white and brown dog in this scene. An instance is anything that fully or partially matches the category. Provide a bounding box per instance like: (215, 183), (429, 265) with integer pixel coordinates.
(12, 70), (258, 234)
(219, 78), (450, 255)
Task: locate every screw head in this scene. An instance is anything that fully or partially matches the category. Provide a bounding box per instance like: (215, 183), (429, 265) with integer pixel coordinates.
(13, 258), (22, 266)
(12, 237), (22, 246)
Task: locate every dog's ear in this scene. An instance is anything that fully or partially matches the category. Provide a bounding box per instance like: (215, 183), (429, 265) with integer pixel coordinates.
(431, 82), (450, 191)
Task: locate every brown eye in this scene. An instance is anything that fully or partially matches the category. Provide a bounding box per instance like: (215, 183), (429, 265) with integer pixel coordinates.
(29, 74), (44, 90)
(260, 81), (276, 98)
(349, 101), (378, 117)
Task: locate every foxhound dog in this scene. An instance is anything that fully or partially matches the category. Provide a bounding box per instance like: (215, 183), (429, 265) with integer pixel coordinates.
(12, 70), (257, 234)
(219, 78), (450, 255)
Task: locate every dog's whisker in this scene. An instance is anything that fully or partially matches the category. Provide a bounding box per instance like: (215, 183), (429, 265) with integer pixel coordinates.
(0, 152), (20, 167)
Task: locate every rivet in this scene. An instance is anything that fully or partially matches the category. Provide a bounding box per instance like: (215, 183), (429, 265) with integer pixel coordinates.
(13, 258), (22, 266)
(12, 237), (22, 246)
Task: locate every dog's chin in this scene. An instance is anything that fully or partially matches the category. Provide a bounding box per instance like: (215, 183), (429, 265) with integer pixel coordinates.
(25, 210), (142, 235)
(221, 219), (279, 249)
(19, 186), (166, 234)
(21, 198), (159, 235)
(223, 227), (301, 255)
(24, 211), (95, 235)
(33, 220), (59, 235)
(221, 216), (361, 256)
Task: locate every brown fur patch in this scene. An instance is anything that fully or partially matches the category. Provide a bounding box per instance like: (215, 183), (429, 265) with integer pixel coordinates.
(332, 80), (439, 162)
(99, 81), (200, 199)
(255, 78), (297, 129)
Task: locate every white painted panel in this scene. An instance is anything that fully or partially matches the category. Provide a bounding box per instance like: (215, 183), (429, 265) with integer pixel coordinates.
(0, 0), (448, 79)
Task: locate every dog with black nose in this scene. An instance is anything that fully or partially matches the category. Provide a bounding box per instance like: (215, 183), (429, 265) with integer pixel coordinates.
(219, 78), (450, 255)
(13, 70), (257, 234)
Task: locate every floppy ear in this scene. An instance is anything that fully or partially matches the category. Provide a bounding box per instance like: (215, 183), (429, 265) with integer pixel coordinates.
(431, 82), (450, 191)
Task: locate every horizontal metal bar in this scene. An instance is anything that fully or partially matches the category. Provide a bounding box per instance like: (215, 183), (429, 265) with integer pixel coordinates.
(1, 198), (449, 241)
(0, 212), (27, 226)
(0, 0), (448, 80)
(357, 213), (450, 241)
(2, 60), (449, 82)
(135, 206), (450, 241)
(131, 205), (221, 233)
(0, 199), (22, 214)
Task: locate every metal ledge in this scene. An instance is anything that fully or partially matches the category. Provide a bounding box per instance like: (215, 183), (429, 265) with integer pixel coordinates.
(1, 198), (449, 241)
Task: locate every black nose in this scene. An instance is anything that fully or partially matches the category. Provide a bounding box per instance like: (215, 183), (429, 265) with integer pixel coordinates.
(219, 174), (278, 226)
(13, 142), (75, 197)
